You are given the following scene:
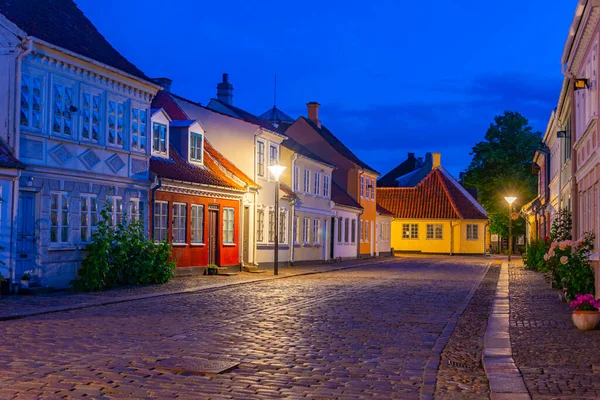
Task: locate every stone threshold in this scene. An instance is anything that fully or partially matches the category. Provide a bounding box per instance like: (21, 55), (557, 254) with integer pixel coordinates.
(482, 262), (531, 400)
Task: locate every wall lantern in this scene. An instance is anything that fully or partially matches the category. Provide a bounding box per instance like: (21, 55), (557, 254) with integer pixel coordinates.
(574, 78), (589, 90)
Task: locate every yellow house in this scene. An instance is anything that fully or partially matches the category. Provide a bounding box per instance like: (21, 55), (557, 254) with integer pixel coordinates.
(377, 166), (488, 255)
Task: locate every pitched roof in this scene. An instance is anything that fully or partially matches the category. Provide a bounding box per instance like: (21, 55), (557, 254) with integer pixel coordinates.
(259, 106), (295, 124)
(0, 0), (149, 81)
(0, 138), (24, 169)
(279, 182), (297, 198)
(152, 91), (188, 120)
(376, 204), (395, 217)
(300, 117), (379, 175)
(331, 180), (363, 210)
(150, 146), (244, 191)
(209, 99), (282, 133)
(203, 140), (259, 189)
(376, 168), (487, 220)
(378, 153), (420, 187)
(281, 137), (335, 168)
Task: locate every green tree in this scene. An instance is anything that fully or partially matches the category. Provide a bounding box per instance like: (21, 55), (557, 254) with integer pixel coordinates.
(463, 111), (542, 237)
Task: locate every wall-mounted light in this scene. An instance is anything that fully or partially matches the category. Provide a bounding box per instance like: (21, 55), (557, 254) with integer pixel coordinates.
(557, 130), (567, 138)
(27, 176), (34, 187)
(574, 78), (589, 90)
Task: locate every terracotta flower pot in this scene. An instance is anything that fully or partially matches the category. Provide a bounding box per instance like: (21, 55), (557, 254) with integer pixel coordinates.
(572, 310), (600, 331)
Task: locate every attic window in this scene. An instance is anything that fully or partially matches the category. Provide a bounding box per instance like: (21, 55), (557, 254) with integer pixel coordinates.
(152, 122), (167, 155)
(190, 132), (203, 163)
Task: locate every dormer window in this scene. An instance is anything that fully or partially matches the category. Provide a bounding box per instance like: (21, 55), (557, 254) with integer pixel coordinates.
(190, 132), (203, 164)
(152, 122), (167, 155)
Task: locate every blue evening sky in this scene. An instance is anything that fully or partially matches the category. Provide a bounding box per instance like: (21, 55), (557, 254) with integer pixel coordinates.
(77, 0), (574, 177)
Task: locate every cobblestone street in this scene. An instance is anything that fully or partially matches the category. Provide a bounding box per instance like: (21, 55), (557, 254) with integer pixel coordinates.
(0, 257), (488, 399)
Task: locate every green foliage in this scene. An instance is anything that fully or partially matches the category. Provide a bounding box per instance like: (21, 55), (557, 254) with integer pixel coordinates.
(523, 238), (551, 272)
(73, 204), (176, 291)
(207, 264), (218, 269)
(550, 209), (572, 242)
(462, 111), (543, 237)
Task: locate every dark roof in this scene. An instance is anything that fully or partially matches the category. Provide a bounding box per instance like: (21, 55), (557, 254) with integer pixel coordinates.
(281, 137), (335, 168)
(376, 204), (395, 216)
(0, 138), (24, 169)
(151, 146), (243, 191)
(378, 153), (420, 187)
(151, 91), (188, 120)
(0, 0), (149, 81)
(331, 180), (362, 210)
(209, 99), (282, 133)
(259, 106), (295, 124)
(300, 117), (379, 175)
(376, 168), (487, 220)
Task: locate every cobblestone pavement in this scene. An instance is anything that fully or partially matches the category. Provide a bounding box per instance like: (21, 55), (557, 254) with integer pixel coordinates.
(510, 262), (600, 399)
(0, 257), (488, 399)
(0, 258), (390, 320)
(434, 263), (500, 399)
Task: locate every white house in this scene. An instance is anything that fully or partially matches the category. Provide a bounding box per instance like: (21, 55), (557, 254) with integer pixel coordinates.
(331, 181), (363, 260)
(0, 2), (160, 288)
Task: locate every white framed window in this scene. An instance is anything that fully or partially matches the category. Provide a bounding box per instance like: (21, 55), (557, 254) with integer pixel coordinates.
(52, 80), (75, 137)
(365, 220), (370, 242)
(223, 207), (234, 244)
(172, 203), (187, 243)
(337, 217), (343, 243)
(323, 175), (330, 198)
(360, 176), (365, 198)
(370, 179), (375, 200)
(360, 220), (363, 242)
(20, 72), (44, 130)
(312, 219), (320, 244)
(131, 106), (147, 152)
(80, 194), (98, 243)
(293, 215), (300, 244)
(153, 201), (168, 242)
(81, 89), (101, 142)
(128, 198), (144, 223)
(467, 224), (479, 240)
(278, 208), (287, 244)
(257, 140), (265, 177)
(402, 223), (418, 239)
(190, 132), (203, 163)
(344, 218), (349, 243)
(107, 196), (123, 226)
(268, 144), (279, 180)
(152, 122), (168, 155)
(351, 219), (356, 243)
(256, 209), (265, 243)
(50, 192), (69, 244)
(191, 204), (204, 244)
(426, 224), (443, 240)
(314, 172), (321, 196)
(304, 169), (311, 193)
(302, 217), (310, 243)
(268, 207), (275, 243)
(108, 98), (125, 147)
(293, 165), (299, 192)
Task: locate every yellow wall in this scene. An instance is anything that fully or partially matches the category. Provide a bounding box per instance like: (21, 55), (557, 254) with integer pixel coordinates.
(390, 219), (486, 254)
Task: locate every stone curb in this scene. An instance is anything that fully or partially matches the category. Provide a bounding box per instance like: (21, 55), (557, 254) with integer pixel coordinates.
(419, 261), (491, 400)
(482, 262), (531, 400)
(0, 258), (393, 322)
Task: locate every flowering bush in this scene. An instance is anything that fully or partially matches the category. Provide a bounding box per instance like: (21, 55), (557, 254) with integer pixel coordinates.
(544, 232), (595, 300)
(570, 294), (600, 311)
(523, 237), (551, 271)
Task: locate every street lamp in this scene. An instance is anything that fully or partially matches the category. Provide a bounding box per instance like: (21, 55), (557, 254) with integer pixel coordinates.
(505, 196), (517, 263)
(268, 164), (286, 275)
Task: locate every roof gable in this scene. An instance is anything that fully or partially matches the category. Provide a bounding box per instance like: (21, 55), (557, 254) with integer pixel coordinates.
(0, 0), (148, 81)
(331, 180), (362, 210)
(207, 99), (282, 134)
(0, 137), (24, 169)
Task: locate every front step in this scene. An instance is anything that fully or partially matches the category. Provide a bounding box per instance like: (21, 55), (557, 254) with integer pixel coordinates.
(217, 267), (238, 276)
(242, 265), (267, 273)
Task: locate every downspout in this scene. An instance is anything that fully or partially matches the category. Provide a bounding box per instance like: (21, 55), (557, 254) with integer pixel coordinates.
(449, 219), (454, 256)
(357, 207), (364, 259)
(150, 176), (162, 240)
(484, 221), (490, 255)
(289, 154), (297, 265)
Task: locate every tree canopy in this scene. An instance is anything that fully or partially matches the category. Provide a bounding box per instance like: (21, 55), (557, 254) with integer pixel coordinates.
(463, 111), (542, 237)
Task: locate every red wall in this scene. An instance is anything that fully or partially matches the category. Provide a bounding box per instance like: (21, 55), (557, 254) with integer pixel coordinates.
(151, 190), (240, 268)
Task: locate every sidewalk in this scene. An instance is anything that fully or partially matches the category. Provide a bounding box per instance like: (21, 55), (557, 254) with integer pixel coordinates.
(0, 257), (391, 321)
(509, 261), (600, 399)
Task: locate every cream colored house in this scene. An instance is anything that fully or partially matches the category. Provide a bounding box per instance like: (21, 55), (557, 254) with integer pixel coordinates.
(376, 205), (393, 256)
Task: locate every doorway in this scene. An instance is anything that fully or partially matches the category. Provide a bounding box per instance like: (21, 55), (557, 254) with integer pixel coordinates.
(16, 192), (37, 281)
(208, 207), (219, 265)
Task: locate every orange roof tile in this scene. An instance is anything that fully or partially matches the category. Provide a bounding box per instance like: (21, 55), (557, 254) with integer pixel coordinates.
(204, 140), (259, 189)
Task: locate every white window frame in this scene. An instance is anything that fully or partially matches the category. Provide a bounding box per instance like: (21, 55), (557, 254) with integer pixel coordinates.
(278, 208), (287, 244)
(128, 198), (144, 223)
(108, 196), (123, 226)
(293, 215), (300, 244)
(152, 121), (168, 156)
(337, 217), (343, 243)
(370, 179), (375, 200)
(153, 201), (169, 242)
(172, 202), (187, 244)
(344, 218), (349, 243)
(365, 220), (370, 243)
(191, 204), (204, 244)
(190, 131), (204, 164)
(302, 217), (310, 244)
(268, 143), (279, 180)
(351, 219), (356, 243)
(323, 175), (330, 198)
(426, 224), (443, 240)
(314, 172), (321, 196)
(402, 223), (419, 239)
(293, 165), (300, 192)
(256, 208), (265, 243)
(223, 207), (235, 244)
(268, 207), (276, 243)
(304, 169), (311, 194)
(312, 219), (320, 244)
(20, 71), (45, 132)
(50, 191), (70, 244)
(51, 77), (76, 138)
(467, 224), (479, 240)
(80, 86), (102, 143)
(107, 96), (126, 147)
(256, 139), (266, 177)
(80, 194), (98, 243)
(130, 104), (148, 152)
(360, 176), (365, 198)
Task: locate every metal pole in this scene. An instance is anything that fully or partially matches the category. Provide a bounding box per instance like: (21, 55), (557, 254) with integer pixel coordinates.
(508, 203), (512, 263)
(274, 180), (279, 275)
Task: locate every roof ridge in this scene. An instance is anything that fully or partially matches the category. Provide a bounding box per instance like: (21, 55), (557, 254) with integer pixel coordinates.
(434, 168), (462, 219)
(439, 167), (487, 217)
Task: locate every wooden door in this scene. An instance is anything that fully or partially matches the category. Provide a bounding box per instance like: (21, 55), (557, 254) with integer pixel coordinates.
(243, 206), (249, 264)
(16, 192), (37, 280)
(208, 208), (219, 265)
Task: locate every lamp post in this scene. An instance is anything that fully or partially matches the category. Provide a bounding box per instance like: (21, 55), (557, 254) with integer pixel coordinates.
(505, 196), (517, 263)
(268, 164), (286, 275)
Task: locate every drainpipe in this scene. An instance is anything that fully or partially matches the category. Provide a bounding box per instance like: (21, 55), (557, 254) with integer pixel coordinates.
(356, 208), (364, 259)
(449, 219), (454, 256)
(484, 221), (490, 255)
(289, 197), (297, 265)
(150, 176), (162, 240)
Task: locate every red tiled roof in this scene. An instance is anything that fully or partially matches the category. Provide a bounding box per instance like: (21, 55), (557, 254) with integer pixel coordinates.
(0, 138), (24, 169)
(331, 180), (362, 210)
(279, 182), (296, 198)
(204, 140), (259, 189)
(376, 168), (487, 220)
(152, 91), (188, 120)
(0, 0), (149, 81)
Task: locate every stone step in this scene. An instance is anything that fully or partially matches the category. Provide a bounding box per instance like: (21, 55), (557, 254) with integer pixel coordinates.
(242, 265), (266, 273)
(174, 266), (207, 277)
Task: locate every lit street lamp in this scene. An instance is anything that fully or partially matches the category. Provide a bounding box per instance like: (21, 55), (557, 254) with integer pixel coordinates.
(268, 164), (286, 275)
(505, 196), (517, 263)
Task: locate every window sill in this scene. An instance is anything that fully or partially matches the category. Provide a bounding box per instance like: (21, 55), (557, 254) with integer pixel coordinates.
(223, 243), (236, 247)
(172, 243), (188, 247)
(191, 243), (205, 247)
(48, 245), (76, 252)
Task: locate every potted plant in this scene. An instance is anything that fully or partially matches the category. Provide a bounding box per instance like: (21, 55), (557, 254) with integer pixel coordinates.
(570, 294), (600, 331)
(207, 264), (219, 276)
(20, 270), (33, 289)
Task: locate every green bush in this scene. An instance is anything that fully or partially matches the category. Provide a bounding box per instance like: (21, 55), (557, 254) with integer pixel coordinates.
(74, 206), (176, 291)
(523, 238), (551, 272)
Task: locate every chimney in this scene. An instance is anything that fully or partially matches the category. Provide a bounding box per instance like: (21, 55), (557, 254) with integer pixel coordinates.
(217, 73), (233, 105)
(152, 77), (172, 93)
(408, 152), (415, 159)
(307, 102), (321, 128)
(432, 152), (441, 169)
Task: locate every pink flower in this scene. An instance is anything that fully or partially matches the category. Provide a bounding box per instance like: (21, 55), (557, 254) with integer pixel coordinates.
(559, 243), (567, 250)
(548, 249), (555, 257)
(560, 256), (569, 265)
(543, 254), (550, 261)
